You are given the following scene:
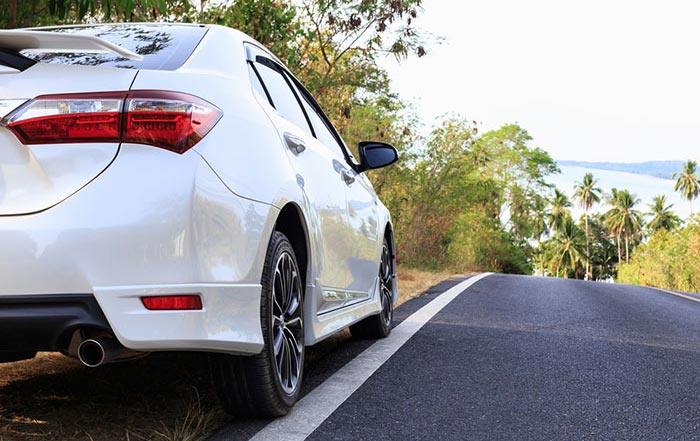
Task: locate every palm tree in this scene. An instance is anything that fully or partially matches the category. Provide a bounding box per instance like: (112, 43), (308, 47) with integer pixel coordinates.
(531, 195), (549, 276)
(606, 189), (643, 263)
(588, 213), (618, 281)
(531, 194), (549, 245)
(673, 160), (700, 214)
(573, 173), (602, 280)
(547, 216), (586, 278)
(647, 195), (681, 233)
(604, 189), (620, 259)
(548, 188), (572, 232)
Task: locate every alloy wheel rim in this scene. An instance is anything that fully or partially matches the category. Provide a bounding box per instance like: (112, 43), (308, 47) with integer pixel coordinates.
(379, 243), (393, 327)
(272, 251), (304, 395)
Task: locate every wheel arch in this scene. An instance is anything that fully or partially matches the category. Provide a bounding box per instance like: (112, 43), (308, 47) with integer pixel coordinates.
(383, 221), (396, 261)
(273, 203), (311, 290)
(383, 221), (399, 306)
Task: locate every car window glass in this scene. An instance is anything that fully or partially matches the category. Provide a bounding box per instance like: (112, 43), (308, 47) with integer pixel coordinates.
(20, 24), (207, 71)
(254, 62), (312, 136)
(247, 64), (269, 103)
(296, 88), (344, 156)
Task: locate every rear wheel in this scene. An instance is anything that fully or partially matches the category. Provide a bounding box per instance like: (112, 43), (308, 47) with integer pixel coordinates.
(210, 231), (304, 417)
(350, 238), (394, 339)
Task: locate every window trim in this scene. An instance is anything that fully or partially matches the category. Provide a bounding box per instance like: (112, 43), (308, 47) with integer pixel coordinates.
(243, 42), (358, 169)
(283, 67), (357, 167)
(247, 61), (274, 107)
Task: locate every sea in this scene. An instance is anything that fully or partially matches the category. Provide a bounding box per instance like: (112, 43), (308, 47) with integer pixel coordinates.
(548, 165), (692, 220)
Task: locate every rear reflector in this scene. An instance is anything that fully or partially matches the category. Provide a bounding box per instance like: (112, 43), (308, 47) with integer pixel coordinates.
(1, 91), (222, 154)
(141, 295), (203, 311)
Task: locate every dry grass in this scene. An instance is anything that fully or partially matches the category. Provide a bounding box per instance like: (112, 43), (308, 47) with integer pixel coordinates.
(396, 266), (464, 305)
(0, 267), (460, 440)
(0, 352), (226, 440)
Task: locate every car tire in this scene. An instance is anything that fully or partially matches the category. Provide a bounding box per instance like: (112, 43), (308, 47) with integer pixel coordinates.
(350, 238), (394, 339)
(209, 231), (305, 417)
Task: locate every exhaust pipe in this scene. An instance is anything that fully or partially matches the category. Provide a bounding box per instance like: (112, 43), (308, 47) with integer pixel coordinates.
(77, 336), (144, 368)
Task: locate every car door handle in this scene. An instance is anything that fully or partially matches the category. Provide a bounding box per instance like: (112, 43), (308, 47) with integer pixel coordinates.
(340, 168), (356, 185)
(284, 133), (306, 154)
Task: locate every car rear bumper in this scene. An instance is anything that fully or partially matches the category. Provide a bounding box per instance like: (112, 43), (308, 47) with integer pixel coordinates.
(0, 144), (277, 356)
(0, 294), (111, 353)
(0, 284), (264, 361)
(93, 283), (263, 354)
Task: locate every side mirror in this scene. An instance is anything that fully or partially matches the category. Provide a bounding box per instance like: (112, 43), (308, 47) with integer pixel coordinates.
(357, 141), (399, 173)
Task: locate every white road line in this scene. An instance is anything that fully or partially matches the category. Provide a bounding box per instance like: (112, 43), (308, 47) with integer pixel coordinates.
(250, 272), (493, 441)
(653, 287), (700, 303)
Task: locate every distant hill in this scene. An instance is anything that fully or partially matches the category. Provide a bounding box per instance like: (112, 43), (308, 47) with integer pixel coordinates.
(556, 160), (684, 180)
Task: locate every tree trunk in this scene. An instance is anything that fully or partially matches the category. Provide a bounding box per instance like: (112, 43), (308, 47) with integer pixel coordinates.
(625, 234), (630, 264)
(584, 212), (590, 280)
(9, 0), (17, 28)
(616, 235), (621, 263)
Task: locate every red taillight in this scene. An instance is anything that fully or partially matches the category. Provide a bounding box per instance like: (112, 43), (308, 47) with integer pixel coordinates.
(4, 92), (124, 145)
(141, 295), (203, 311)
(124, 91), (222, 154)
(2, 91), (222, 154)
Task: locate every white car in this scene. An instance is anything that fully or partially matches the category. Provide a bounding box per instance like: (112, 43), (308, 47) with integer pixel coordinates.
(0, 23), (399, 416)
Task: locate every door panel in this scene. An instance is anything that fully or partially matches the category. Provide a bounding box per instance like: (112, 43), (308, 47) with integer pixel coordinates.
(247, 58), (351, 312)
(344, 172), (381, 296)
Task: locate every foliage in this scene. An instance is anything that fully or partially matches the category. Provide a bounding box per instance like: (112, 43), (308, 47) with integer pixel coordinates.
(195, 0), (302, 67)
(540, 216), (586, 278)
(372, 117), (556, 274)
(618, 217), (700, 292)
(587, 214), (618, 280)
(573, 172), (601, 279)
(646, 195), (681, 234)
(673, 160), (700, 213)
(471, 124), (558, 243)
(548, 188), (572, 232)
(0, 0), (191, 27)
(605, 188), (643, 264)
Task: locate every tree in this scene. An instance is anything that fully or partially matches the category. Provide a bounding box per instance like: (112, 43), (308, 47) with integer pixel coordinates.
(196, 0), (302, 66)
(544, 216), (586, 278)
(673, 160), (700, 214)
(618, 218), (700, 292)
(606, 189), (643, 263)
(587, 214), (618, 281)
(472, 124), (558, 243)
(647, 195), (681, 233)
(0, 0), (189, 28)
(531, 194), (549, 246)
(548, 188), (572, 232)
(573, 172), (601, 280)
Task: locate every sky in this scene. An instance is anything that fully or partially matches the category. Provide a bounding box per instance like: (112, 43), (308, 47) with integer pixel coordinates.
(383, 0), (700, 163)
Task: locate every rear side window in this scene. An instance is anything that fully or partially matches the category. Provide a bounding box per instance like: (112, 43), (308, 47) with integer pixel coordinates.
(254, 61), (312, 136)
(248, 65), (269, 102)
(20, 24), (207, 71)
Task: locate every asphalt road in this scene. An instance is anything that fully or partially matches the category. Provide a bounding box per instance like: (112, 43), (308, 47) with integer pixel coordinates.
(212, 274), (700, 441)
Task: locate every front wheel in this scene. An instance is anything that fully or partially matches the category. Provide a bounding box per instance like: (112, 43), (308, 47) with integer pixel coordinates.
(350, 238), (394, 339)
(209, 231), (305, 417)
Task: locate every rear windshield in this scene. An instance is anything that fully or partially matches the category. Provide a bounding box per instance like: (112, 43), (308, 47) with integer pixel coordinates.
(20, 24), (208, 71)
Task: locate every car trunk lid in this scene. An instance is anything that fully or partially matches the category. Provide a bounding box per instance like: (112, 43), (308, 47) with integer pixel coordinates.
(0, 63), (137, 215)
